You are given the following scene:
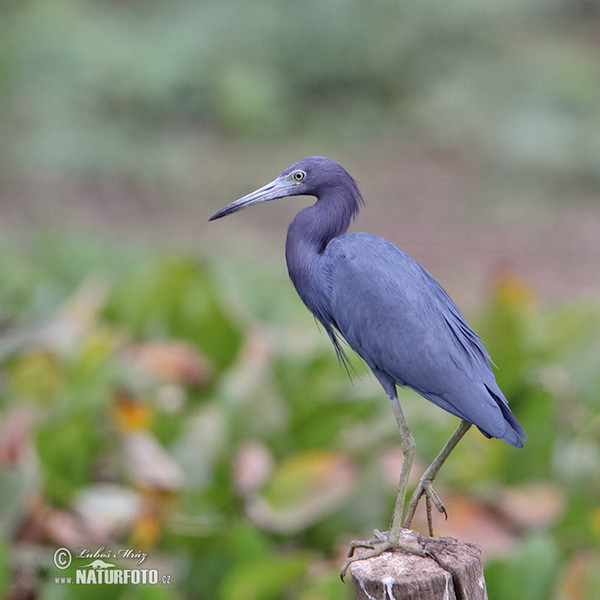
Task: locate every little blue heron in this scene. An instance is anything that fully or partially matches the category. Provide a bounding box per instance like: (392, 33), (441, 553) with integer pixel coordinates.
(209, 156), (525, 578)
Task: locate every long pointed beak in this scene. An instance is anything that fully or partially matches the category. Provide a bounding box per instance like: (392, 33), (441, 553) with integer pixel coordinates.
(209, 177), (296, 221)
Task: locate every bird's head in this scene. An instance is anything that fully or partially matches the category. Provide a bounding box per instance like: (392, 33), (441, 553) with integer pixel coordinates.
(209, 156), (361, 221)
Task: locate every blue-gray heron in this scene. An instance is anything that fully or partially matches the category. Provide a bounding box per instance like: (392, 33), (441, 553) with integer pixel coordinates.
(210, 156), (525, 578)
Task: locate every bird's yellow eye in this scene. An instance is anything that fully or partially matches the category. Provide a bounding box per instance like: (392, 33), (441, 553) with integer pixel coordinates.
(293, 170), (306, 181)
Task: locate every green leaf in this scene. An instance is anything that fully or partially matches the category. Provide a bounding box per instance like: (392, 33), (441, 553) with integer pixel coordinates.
(485, 534), (561, 600)
(36, 411), (101, 505)
(104, 258), (242, 371)
(0, 539), (9, 598)
(221, 553), (310, 600)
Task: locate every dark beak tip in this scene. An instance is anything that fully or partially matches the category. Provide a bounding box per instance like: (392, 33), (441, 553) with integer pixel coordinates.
(208, 176), (283, 223)
(208, 209), (227, 222)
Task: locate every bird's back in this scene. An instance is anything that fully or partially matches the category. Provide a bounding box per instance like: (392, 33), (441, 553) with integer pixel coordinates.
(316, 232), (525, 447)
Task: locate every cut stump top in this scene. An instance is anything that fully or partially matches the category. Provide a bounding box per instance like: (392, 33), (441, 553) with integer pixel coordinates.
(349, 529), (488, 600)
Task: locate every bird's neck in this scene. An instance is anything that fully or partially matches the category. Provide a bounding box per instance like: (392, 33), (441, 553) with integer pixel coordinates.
(285, 189), (358, 293)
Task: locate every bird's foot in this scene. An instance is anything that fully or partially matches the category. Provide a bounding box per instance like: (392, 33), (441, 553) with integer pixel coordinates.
(340, 529), (430, 581)
(404, 479), (447, 535)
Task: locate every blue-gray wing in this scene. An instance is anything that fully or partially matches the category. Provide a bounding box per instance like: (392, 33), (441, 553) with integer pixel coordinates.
(318, 233), (525, 447)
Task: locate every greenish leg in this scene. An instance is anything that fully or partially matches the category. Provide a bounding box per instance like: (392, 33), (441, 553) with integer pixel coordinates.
(340, 393), (426, 580)
(404, 420), (472, 534)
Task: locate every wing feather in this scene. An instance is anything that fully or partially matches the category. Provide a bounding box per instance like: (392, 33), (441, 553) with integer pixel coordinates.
(316, 233), (525, 446)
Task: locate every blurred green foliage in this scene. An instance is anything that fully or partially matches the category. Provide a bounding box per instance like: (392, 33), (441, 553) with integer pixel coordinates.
(1, 0), (600, 597)
(0, 236), (598, 599)
(1, 0), (600, 191)
(105, 258), (243, 371)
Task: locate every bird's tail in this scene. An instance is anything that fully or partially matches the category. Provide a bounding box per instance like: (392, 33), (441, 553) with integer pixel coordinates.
(485, 385), (526, 448)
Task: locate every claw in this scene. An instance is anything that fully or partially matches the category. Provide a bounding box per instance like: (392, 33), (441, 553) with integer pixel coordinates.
(440, 503), (448, 520)
(404, 480), (448, 533)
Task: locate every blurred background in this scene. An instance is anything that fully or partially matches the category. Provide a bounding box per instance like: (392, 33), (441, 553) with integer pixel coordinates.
(1, 0), (600, 598)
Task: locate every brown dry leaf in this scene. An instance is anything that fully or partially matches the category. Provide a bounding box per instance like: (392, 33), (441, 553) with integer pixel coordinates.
(492, 482), (565, 531)
(411, 492), (519, 557)
(224, 328), (272, 397)
(122, 431), (185, 492)
(126, 341), (212, 386)
(0, 277), (111, 362)
(559, 552), (591, 600)
(0, 406), (34, 466)
(43, 505), (108, 548)
(245, 450), (358, 533)
(43, 277), (111, 353)
(381, 445), (426, 488)
(233, 441), (274, 497)
(236, 328), (271, 371)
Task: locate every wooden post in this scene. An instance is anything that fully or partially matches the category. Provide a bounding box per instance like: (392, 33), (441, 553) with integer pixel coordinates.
(349, 530), (488, 600)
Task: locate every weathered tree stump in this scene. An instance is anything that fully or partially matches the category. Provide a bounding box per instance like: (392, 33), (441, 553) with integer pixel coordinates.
(350, 530), (488, 600)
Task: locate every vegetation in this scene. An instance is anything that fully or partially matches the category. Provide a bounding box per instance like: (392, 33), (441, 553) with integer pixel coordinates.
(0, 237), (599, 599)
(2, 0), (600, 190)
(1, 0), (599, 598)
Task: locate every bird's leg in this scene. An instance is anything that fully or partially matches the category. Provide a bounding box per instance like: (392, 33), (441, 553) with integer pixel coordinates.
(387, 393), (416, 537)
(425, 495), (434, 536)
(404, 420), (472, 533)
(340, 392), (428, 580)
